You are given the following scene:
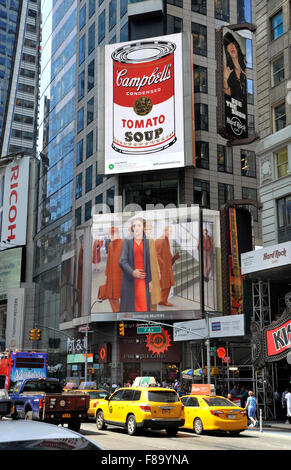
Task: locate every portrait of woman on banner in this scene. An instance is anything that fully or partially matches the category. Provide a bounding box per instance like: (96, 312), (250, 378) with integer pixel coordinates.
(119, 217), (152, 312)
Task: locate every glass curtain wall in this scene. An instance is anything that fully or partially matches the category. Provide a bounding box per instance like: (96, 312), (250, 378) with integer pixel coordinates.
(35, 0), (77, 351)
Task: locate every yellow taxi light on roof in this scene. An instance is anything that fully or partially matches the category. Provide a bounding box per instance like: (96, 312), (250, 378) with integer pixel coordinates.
(132, 377), (157, 387)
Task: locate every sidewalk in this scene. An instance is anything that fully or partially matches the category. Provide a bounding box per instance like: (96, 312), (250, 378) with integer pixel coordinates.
(256, 420), (291, 431)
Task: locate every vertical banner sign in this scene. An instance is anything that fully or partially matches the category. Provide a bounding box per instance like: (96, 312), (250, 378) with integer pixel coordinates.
(1, 157), (30, 246)
(216, 25), (256, 144)
(105, 33), (184, 174)
(228, 208), (243, 315)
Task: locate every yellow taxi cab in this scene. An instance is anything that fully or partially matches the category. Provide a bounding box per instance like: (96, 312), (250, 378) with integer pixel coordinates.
(95, 377), (185, 436)
(181, 384), (247, 436)
(63, 382), (110, 417)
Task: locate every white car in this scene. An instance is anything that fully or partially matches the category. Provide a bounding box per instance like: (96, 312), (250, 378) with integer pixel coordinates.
(0, 420), (104, 450)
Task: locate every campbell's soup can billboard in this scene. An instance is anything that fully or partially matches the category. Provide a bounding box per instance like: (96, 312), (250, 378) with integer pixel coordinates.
(104, 33), (185, 174)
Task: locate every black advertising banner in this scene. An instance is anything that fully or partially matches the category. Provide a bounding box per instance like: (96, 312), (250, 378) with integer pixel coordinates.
(223, 28), (248, 140)
(216, 24), (257, 145)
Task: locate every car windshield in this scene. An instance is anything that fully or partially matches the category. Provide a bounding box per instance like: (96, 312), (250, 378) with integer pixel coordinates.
(203, 397), (238, 407)
(88, 391), (109, 399)
(148, 391), (179, 403)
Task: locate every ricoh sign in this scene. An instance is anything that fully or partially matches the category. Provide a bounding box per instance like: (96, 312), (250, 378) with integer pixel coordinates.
(1, 157), (29, 247)
(104, 33), (190, 174)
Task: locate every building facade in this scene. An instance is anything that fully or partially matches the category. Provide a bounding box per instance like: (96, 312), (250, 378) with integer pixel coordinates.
(33, 0), (262, 387)
(0, 0), (41, 350)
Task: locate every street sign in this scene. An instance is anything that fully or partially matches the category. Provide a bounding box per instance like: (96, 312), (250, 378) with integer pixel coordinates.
(137, 326), (161, 334)
(222, 356), (231, 363)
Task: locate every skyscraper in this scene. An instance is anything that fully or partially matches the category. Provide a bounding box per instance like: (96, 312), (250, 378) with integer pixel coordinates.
(34, 0), (261, 384)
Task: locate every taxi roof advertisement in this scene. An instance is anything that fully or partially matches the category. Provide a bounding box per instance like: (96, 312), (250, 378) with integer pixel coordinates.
(104, 33), (186, 174)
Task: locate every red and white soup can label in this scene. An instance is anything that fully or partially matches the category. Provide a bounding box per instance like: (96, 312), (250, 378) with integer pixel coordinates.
(111, 40), (177, 154)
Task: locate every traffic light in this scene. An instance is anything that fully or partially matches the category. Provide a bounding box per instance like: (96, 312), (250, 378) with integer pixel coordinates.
(119, 322), (124, 336)
(36, 329), (41, 341)
(29, 329), (36, 341)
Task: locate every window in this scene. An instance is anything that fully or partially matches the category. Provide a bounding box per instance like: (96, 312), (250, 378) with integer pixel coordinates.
(79, 35), (85, 65)
(193, 179), (210, 207)
(86, 131), (94, 158)
(242, 187), (258, 221)
(271, 10), (283, 40)
(275, 147), (288, 178)
(96, 163), (103, 186)
(272, 55), (284, 86)
(120, 0), (127, 18)
(194, 103), (208, 131)
(277, 195), (291, 232)
(245, 38), (252, 68)
(273, 102), (286, 132)
(76, 139), (83, 166)
(88, 22), (95, 55)
(248, 114), (255, 135)
(194, 65), (207, 93)
(78, 70), (85, 101)
(167, 15), (183, 34)
(241, 149), (256, 177)
(247, 78), (254, 105)
(85, 200), (92, 221)
(168, 0), (183, 7)
(98, 10), (105, 44)
(214, 0), (229, 22)
(120, 22), (128, 42)
(218, 145), (233, 173)
(89, 0), (95, 17)
(87, 97), (94, 124)
(237, 0), (251, 23)
(192, 23), (207, 56)
(85, 165), (93, 192)
(106, 186), (115, 212)
(88, 60), (94, 91)
(109, 0), (117, 30)
(191, 0), (206, 15)
(75, 207), (82, 226)
(195, 141), (209, 169)
(79, 4), (86, 30)
(76, 173), (82, 199)
(77, 108), (84, 133)
(218, 183), (234, 207)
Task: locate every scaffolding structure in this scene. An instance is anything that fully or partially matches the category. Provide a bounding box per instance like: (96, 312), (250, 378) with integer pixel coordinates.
(251, 280), (276, 419)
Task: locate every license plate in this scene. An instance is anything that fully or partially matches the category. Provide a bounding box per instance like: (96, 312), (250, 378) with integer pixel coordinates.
(228, 414), (236, 419)
(162, 409), (170, 414)
(62, 413), (71, 418)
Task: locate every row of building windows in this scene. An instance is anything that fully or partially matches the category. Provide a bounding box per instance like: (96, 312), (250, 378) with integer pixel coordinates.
(194, 179), (258, 220)
(196, 142), (256, 178)
(194, 102), (255, 135)
(168, 0), (252, 24)
(75, 161), (103, 199)
(75, 186), (115, 225)
(79, 0), (127, 31)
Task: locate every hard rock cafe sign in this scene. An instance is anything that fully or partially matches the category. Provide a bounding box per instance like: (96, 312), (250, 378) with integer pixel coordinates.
(251, 292), (291, 367)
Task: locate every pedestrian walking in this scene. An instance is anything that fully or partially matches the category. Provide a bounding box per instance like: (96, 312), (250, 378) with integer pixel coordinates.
(285, 389), (291, 425)
(282, 388), (288, 423)
(245, 391), (258, 427)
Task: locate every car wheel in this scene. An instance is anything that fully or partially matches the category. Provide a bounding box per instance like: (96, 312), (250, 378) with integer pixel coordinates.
(96, 410), (106, 430)
(127, 414), (138, 436)
(25, 410), (33, 420)
(193, 418), (203, 435)
(166, 427), (179, 437)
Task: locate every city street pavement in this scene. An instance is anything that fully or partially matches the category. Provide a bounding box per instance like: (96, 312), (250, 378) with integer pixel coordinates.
(259, 420), (291, 431)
